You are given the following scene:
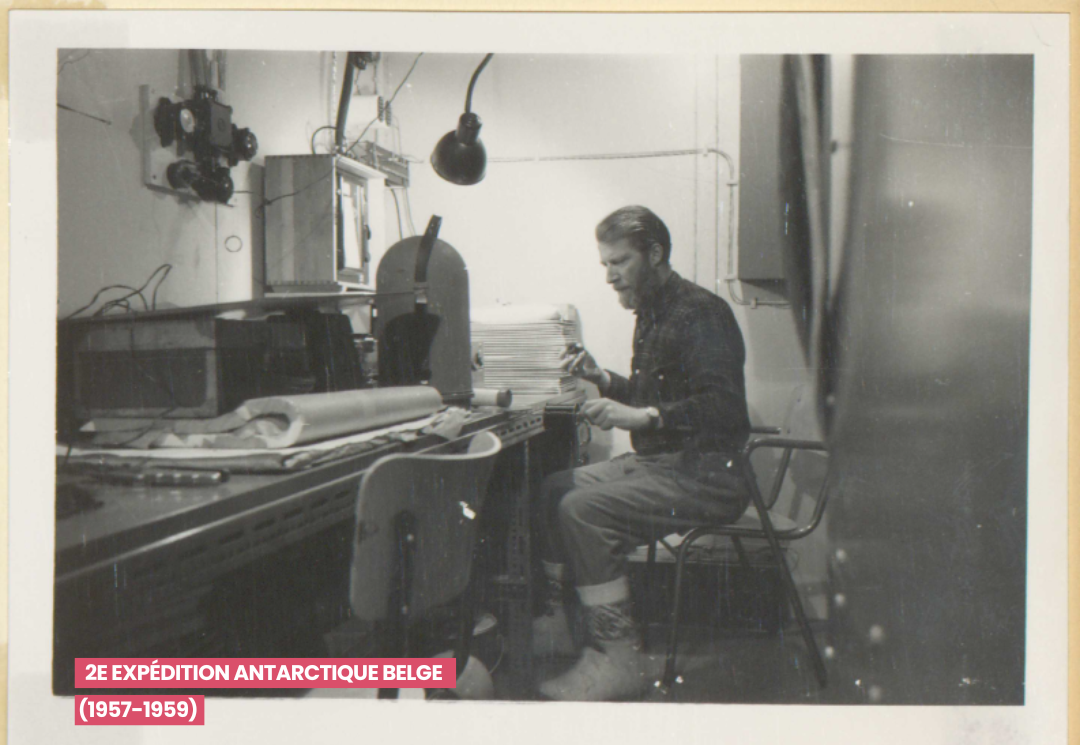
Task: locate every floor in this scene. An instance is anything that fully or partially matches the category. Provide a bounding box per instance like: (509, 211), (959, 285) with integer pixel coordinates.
(306, 619), (828, 704)
(532, 624), (826, 704)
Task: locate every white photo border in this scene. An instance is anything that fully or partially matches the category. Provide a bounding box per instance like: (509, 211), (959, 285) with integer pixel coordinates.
(7, 10), (1071, 745)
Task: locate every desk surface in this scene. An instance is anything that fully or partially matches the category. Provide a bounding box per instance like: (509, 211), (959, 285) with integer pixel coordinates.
(53, 393), (585, 696)
(54, 399), (577, 581)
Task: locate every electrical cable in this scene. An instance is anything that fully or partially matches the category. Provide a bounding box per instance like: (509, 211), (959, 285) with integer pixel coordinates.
(255, 170), (333, 218)
(107, 407), (181, 448)
(389, 120), (424, 164)
(57, 103), (112, 126)
(464, 54), (494, 114)
(330, 51), (338, 131)
(93, 297), (132, 316)
(344, 52), (423, 155)
(401, 186), (418, 237)
(129, 264), (172, 313)
(149, 264), (173, 310)
(310, 125), (338, 155)
(384, 116), (419, 237)
(66, 264), (174, 320)
(389, 188), (405, 242)
(65, 285), (146, 320)
(384, 53), (424, 111)
(96, 298), (134, 316)
(58, 50), (92, 75)
(395, 120), (419, 236)
(113, 320), (184, 447)
(60, 299), (184, 459)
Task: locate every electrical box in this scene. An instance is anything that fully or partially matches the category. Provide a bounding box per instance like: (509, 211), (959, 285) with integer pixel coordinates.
(263, 154), (388, 293)
(737, 56), (790, 282)
(140, 84), (257, 204)
(737, 56), (830, 285)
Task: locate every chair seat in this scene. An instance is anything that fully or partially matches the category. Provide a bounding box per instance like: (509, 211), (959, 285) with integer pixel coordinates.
(731, 509), (798, 532)
(628, 509), (798, 564)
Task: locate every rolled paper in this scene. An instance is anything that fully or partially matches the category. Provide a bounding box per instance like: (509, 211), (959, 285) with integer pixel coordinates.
(81, 386), (445, 449)
(241, 387), (445, 448)
(472, 388), (513, 408)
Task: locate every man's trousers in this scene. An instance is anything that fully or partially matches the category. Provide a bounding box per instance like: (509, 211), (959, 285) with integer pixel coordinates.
(538, 451), (749, 587)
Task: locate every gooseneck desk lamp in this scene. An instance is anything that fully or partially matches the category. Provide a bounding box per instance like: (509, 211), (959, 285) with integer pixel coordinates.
(431, 53), (494, 186)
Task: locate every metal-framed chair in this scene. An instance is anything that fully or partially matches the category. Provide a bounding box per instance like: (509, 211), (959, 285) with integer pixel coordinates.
(649, 431), (831, 692)
(349, 430), (503, 698)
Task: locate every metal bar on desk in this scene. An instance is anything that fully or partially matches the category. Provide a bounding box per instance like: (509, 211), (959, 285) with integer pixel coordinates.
(55, 463), (364, 586)
(56, 409), (522, 575)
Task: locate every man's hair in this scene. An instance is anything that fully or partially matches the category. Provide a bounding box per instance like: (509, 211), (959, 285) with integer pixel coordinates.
(595, 205), (671, 264)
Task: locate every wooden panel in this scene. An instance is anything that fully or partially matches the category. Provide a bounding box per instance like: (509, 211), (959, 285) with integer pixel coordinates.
(264, 155), (337, 287)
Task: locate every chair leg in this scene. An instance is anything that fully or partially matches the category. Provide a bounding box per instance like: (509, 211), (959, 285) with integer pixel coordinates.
(378, 511), (417, 700)
(454, 594), (475, 677)
(731, 536), (752, 571)
(746, 490), (828, 688)
(773, 544), (827, 687)
(662, 530), (700, 690)
(643, 539), (658, 651)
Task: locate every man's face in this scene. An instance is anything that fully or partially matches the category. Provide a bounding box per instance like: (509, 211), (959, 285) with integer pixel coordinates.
(599, 238), (654, 310)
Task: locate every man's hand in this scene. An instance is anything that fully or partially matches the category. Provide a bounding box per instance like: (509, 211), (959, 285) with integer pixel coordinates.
(561, 344), (611, 391)
(581, 398), (652, 431)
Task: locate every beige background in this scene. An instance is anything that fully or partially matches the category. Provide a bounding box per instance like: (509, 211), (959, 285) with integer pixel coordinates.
(2, 4), (1076, 745)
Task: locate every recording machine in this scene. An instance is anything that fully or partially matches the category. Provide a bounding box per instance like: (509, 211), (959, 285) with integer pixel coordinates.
(374, 215), (473, 406)
(60, 305), (366, 427)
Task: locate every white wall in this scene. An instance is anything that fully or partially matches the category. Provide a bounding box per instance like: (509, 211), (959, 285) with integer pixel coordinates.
(380, 53), (811, 454)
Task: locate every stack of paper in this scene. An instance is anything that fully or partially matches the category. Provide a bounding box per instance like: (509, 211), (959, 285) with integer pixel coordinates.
(471, 304), (584, 406)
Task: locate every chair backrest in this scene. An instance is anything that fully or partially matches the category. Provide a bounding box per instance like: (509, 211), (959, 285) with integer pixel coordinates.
(349, 431), (502, 622)
(742, 437), (830, 540)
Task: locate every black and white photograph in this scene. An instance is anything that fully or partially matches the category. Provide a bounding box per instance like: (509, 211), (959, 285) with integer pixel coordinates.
(7, 9), (1071, 745)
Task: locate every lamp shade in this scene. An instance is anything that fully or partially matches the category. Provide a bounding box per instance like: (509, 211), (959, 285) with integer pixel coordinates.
(431, 113), (486, 186)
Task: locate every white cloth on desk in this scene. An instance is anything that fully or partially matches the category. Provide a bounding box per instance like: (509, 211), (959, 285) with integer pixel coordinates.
(77, 387), (444, 450)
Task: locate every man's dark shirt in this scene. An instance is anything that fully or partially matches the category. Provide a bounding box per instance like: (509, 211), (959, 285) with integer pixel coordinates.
(605, 271), (751, 459)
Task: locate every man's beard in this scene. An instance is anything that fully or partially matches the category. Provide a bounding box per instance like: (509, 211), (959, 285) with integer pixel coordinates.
(617, 266), (661, 310)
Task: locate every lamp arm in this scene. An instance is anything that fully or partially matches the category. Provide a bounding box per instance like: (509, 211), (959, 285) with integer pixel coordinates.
(334, 52), (363, 152)
(464, 53), (495, 114)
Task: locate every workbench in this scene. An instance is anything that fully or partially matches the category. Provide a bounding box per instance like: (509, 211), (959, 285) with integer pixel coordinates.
(54, 397), (585, 698)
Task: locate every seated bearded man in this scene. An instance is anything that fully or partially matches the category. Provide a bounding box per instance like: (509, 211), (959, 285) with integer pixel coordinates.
(535, 205), (752, 701)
